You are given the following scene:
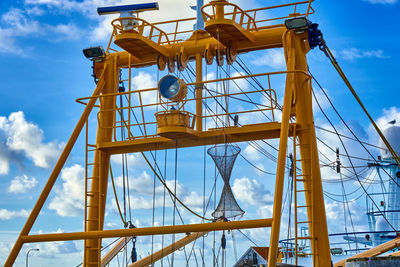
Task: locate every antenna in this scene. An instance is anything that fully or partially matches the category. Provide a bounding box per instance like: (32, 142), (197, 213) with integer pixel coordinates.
(190, 0), (204, 30)
(97, 3), (159, 15)
(97, 3), (159, 31)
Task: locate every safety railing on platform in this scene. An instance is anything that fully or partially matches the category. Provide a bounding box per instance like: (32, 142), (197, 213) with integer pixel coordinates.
(201, 0), (314, 31)
(201, 1), (258, 31)
(107, 1), (314, 52)
(76, 71), (311, 141)
(111, 17), (171, 45)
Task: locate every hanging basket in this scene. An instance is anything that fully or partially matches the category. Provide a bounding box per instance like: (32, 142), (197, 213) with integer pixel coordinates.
(155, 110), (197, 139)
(155, 110), (193, 128)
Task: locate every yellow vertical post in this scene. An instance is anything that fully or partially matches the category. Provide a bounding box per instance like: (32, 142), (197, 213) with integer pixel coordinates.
(291, 31), (332, 266)
(267, 30), (295, 267)
(85, 55), (118, 266)
(215, 0), (225, 20)
(195, 53), (203, 131)
(3, 67), (108, 267)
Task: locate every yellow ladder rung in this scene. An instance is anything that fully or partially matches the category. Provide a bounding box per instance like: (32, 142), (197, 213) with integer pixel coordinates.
(296, 159), (311, 162)
(296, 205), (310, 208)
(296, 189), (311, 193)
(296, 174), (310, 177)
(297, 236), (312, 240)
(85, 247), (99, 250)
(295, 179), (306, 182)
(86, 205), (99, 208)
(297, 221), (311, 224)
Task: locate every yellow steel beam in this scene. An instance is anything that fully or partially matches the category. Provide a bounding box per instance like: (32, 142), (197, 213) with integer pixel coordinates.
(94, 27), (286, 74)
(85, 55), (118, 266)
(334, 236), (400, 267)
(3, 65), (108, 267)
(195, 52), (203, 132)
(128, 232), (207, 267)
(98, 122), (295, 154)
(267, 30), (295, 267)
(21, 219), (272, 243)
(101, 237), (133, 267)
(291, 31), (331, 266)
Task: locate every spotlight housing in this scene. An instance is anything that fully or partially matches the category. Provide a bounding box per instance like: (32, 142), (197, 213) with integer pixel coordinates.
(285, 17), (309, 31)
(83, 46), (105, 61)
(158, 75), (187, 102)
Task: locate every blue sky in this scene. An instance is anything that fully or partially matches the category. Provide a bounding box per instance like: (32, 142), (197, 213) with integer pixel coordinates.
(0, 0), (399, 266)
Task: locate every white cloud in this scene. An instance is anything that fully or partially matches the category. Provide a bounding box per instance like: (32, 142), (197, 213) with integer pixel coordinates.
(365, 0), (397, 3)
(110, 170), (205, 213)
(243, 144), (261, 161)
(48, 164), (85, 216)
(250, 49), (285, 69)
(110, 153), (143, 167)
(35, 228), (79, 257)
(132, 71), (158, 106)
(48, 22), (82, 40)
(0, 7), (83, 55)
(374, 106), (400, 130)
(232, 177), (274, 206)
(1, 8), (40, 35)
(312, 87), (331, 113)
(368, 106), (400, 156)
(8, 174), (38, 194)
(230, 71), (249, 92)
(0, 111), (63, 170)
(336, 48), (388, 61)
(325, 200), (367, 232)
(0, 208), (30, 220)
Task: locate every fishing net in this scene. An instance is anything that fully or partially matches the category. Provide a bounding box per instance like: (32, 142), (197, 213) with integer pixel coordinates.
(208, 144), (245, 219)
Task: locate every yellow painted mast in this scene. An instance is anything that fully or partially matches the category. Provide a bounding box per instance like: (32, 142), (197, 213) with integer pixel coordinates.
(4, 1), (334, 266)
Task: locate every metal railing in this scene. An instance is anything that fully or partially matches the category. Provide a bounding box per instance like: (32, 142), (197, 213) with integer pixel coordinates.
(76, 71), (316, 141)
(201, 0), (314, 31)
(107, 1), (314, 50)
(201, 1), (258, 31)
(111, 17), (171, 45)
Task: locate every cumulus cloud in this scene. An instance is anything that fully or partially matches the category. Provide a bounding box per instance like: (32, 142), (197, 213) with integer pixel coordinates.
(335, 48), (388, 61)
(0, 208), (30, 220)
(48, 164), (85, 216)
(111, 153), (143, 167)
(374, 106), (400, 130)
(243, 144), (261, 161)
(250, 49), (285, 69)
(325, 200), (368, 232)
(34, 228), (79, 257)
(0, 7), (82, 55)
(232, 177), (274, 206)
(0, 111), (63, 173)
(131, 71), (158, 106)
(8, 174), (38, 193)
(364, 0), (397, 3)
(110, 170), (205, 213)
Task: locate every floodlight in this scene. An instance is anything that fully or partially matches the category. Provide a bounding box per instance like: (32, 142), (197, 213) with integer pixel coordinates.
(83, 46), (105, 61)
(285, 17), (309, 30)
(97, 3), (159, 15)
(158, 75), (187, 102)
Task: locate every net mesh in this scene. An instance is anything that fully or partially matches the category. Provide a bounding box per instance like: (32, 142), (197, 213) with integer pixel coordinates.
(208, 144), (245, 219)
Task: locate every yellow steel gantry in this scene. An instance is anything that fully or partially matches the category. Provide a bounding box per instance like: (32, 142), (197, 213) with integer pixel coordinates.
(4, 1), (334, 266)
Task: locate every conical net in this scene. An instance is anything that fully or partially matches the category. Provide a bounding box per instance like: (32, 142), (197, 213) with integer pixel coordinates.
(208, 144), (245, 219)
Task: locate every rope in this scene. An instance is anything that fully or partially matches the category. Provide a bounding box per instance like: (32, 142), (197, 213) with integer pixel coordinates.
(110, 166), (127, 227)
(310, 78), (399, 234)
(319, 40), (400, 168)
(115, 105), (212, 222)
